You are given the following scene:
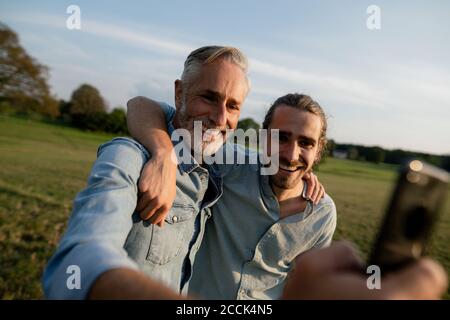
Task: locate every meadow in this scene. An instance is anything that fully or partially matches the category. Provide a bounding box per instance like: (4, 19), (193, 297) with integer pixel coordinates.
(0, 115), (448, 299)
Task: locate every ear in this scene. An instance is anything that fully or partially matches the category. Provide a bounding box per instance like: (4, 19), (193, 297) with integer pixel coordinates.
(314, 147), (322, 165)
(174, 79), (183, 109)
(313, 143), (325, 166)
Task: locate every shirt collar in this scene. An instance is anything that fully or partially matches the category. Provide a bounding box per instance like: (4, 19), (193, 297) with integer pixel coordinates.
(167, 114), (202, 175)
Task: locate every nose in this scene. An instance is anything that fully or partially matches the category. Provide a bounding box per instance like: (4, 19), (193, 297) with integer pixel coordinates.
(209, 101), (227, 128)
(283, 141), (301, 164)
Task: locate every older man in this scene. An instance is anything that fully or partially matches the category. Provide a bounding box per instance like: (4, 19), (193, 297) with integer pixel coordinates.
(43, 46), (251, 299)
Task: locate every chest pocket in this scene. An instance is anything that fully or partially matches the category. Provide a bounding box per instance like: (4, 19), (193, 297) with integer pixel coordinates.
(239, 219), (319, 299)
(146, 203), (195, 265)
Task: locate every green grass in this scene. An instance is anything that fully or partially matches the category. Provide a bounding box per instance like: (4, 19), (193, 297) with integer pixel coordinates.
(316, 158), (450, 299)
(0, 115), (449, 299)
(0, 115), (115, 299)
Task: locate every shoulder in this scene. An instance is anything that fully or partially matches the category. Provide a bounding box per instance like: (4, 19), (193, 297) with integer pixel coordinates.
(95, 137), (151, 177)
(318, 193), (336, 212)
(313, 194), (337, 228)
(98, 137), (150, 158)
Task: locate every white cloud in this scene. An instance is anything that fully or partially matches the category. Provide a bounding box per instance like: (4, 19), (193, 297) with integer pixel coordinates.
(7, 12), (194, 57)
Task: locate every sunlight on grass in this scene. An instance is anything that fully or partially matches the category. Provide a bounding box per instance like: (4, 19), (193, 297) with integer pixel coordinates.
(0, 115), (448, 299)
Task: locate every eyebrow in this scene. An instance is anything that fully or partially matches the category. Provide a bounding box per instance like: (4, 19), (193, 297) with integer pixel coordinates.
(279, 130), (317, 145)
(202, 90), (240, 106)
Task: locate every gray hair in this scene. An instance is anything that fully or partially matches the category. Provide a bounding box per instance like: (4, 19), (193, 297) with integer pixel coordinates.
(181, 45), (250, 91)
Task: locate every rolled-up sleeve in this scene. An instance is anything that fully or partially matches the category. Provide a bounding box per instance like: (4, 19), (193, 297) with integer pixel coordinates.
(158, 101), (176, 135)
(43, 137), (149, 299)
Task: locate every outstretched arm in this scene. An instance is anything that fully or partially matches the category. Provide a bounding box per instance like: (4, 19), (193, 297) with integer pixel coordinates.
(88, 268), (184, 299)
(282, 241), (448, 300)
(127, 96), (177, 226)
(43, 138), (183, 299)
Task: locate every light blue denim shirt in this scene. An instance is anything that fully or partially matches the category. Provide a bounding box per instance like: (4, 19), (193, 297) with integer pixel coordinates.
(43, 104), (223, 299)
(189, 144), (337, 299)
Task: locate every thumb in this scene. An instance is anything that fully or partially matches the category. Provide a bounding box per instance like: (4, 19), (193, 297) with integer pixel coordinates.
(303, 172), (311, 180)
(383, 258), (448, 299)
(295, 241), (365, 275)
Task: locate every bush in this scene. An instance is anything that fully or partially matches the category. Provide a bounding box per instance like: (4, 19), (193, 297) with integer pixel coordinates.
(69, 108), (127, 135)
(0, 101), (14, 115)
(104, 108), (127, 134)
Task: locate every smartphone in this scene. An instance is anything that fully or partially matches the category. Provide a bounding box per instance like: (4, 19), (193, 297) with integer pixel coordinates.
(368, 159), (449, 273)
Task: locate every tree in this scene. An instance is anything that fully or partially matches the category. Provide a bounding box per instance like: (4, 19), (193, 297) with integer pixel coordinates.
(69, 84), (106, 116)
(348, 147), (359, 160)
(326, 139), (336, 157)
(237, 117), (260, 131)
(0, 22), (58, 117)
(366, 146), (385, 164)
(104, 107), (127, 134)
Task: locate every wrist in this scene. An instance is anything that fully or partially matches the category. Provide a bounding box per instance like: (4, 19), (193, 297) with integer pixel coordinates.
(151, 145), (178, 165)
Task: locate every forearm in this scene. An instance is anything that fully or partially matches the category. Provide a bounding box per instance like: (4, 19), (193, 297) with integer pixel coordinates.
(127, 96), (173, 155)
(88, 268), (185, 300)
(43, 139), (151, 299)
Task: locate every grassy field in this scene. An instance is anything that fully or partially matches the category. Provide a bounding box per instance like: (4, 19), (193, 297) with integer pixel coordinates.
(0, 115), (449, 299)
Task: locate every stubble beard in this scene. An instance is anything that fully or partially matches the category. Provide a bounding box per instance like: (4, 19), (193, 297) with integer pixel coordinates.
(177, 104), (227, 158)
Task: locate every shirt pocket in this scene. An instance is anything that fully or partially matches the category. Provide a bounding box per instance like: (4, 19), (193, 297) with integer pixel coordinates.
(146, 203), (195, 265)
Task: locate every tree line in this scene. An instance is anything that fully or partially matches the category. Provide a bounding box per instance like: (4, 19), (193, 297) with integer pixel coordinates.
(326, 140), (450, 171)
(1, 21), (448, 171)
(235, 119), (449, 171)
(0, 22), (127, 134)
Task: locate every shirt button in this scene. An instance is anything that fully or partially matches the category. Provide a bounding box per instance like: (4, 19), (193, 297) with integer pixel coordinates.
(172, 216), (178, 223)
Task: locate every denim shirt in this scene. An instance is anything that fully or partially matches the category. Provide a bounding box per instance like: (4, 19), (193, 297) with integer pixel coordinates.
(188, 144), (337, 300)
(43, 105), (222, 299)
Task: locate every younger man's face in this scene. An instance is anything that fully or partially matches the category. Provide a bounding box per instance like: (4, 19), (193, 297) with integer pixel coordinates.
(267, 105), (322, 190)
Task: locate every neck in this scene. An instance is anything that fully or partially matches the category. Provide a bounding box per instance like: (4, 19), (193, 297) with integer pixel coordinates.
(173, 112), (181, 130)
(271, 179), (304, 202)
(272, 179), (307, 219)
(173, 113), (205, 165)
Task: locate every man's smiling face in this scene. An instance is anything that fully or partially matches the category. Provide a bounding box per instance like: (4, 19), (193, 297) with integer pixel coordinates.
(268, 105), (322, 190)
(174, 58), (248, 156)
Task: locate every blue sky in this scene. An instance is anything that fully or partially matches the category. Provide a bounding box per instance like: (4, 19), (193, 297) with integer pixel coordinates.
(1, 0), (449, 154)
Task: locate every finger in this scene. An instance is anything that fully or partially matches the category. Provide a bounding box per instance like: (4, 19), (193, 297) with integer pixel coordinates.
(136, 192), (153, 211)
(311, 182), (322, 205)
(306, 174), (316, 199)
(303, 172), (311, 181)
(383, 258), (448, 299)
(152, 206), (169, 225)
(153, 207), (170, 227)
(139, 198), (159, 221)
(314, 184), (324, 205)
(317, 185), (325, 204)
(138, 177), (151, 194)
(156, 220), (165, 227)
(147, 206), (166, 225)
(296, 241), (365, 274)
